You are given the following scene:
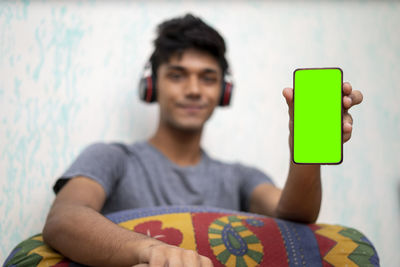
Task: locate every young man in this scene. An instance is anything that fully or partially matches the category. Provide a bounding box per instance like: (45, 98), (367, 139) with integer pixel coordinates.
(42, 14), (363, 267)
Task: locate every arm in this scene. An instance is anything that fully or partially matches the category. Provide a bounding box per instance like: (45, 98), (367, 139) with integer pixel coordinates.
(43, 176), (212, 267)
(249, 86), (322, 223)
(249, 163), (321, 223)
(277, 162), (321, 222)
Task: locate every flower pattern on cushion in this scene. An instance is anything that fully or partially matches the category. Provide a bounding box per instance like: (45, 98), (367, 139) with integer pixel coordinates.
(133, 220), (183, 246)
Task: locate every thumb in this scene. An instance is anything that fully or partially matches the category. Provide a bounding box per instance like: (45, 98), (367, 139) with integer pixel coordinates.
(282, 87), (293, 105)
(282, 88), (294, 118)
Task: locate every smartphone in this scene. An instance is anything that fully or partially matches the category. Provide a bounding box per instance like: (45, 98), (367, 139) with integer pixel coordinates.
(292, 68), (343, 165)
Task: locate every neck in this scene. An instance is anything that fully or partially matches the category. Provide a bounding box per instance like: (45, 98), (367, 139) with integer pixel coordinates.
(148, 123), (203, 167)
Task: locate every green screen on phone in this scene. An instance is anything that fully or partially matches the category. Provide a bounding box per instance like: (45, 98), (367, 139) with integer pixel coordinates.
(293, 68), (343, 164)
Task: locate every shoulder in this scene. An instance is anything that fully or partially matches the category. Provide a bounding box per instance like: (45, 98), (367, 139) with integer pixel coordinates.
(84, 141), (131, 153)
(77, 141), (132, 162)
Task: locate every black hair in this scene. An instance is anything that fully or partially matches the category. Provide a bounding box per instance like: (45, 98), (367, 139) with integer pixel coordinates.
(150, 13), (228, 78)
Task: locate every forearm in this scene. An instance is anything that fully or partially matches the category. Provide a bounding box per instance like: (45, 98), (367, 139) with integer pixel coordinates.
(42, 204), (162, 267)
(276, 159), (321, 223)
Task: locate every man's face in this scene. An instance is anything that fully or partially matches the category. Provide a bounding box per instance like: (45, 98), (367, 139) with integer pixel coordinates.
(156, 49), (222, 132)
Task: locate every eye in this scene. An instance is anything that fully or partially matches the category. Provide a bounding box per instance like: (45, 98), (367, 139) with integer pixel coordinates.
(167, 72), (184, 81)
(202, 76), (218, 84)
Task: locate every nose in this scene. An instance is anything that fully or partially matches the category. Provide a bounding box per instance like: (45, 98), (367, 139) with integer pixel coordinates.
(185, 75), (201, 99)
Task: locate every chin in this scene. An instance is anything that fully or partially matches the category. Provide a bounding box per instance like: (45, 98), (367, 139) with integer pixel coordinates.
(175, 123), (204, 132)
(163, 113), (212, 132)
(170, 119), (205, 132)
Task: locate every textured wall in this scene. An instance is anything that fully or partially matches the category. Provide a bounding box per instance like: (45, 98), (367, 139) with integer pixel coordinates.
(1, 0), (399, 265)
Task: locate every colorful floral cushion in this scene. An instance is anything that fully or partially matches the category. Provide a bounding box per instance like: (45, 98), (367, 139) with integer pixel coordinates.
(3, 206), (380, 267)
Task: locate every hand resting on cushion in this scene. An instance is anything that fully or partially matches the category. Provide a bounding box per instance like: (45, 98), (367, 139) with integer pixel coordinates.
(43, 176), (212, 267)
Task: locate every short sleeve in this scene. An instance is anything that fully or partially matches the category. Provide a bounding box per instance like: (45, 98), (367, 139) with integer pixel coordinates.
(53, 142), (127, 197)
(237, 164), (275, 212)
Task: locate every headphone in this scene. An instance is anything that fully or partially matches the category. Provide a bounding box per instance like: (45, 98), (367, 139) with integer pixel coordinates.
(139, 61), (234, 106)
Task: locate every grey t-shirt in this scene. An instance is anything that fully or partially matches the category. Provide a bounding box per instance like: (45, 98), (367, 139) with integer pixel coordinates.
(53, 141), (274, 214)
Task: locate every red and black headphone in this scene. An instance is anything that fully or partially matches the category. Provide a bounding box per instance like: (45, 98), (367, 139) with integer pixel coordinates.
(138, 61), (234, 106)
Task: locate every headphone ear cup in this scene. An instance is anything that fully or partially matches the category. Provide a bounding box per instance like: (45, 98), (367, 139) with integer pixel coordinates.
(149, 75), (157, 102)
(219, 80), (233, 106)
(139, 77), (147, 102)
(139, 63), (157, 103)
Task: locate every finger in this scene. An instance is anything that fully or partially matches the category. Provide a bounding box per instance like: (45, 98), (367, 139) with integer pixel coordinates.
(343, 121), (352, 134)
(343, 112), (353, 127)
(132, 264), (149, 267)
(147, 245), (167, 267)
(200, 256), (214, 267)
(167, 250), (184, 267)
(138, 242), (158, 266)
(182, 250), (201, 267)
(343, 95), (352, 109)
(343, 82), (352, 96)
(343, 131), (352, 143)
(349, 90), (363, 106)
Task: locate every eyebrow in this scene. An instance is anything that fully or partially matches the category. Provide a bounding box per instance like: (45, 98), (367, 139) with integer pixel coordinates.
(166, 65), (219, 74)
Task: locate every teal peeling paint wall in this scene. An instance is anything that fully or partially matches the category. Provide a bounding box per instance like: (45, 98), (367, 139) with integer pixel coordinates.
(1, 1), (399, 266)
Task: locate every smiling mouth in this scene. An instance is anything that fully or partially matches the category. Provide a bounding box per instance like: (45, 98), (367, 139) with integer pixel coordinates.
(177, 103), (207, 110)
(180, 107), (204, 113)
(176, 104), (208, 115)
